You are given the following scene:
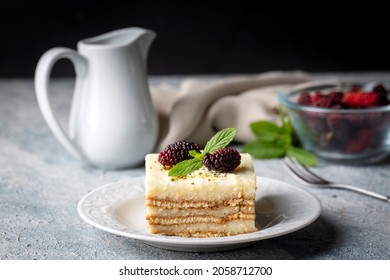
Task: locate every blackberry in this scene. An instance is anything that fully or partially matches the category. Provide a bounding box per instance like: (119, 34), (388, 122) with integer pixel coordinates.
(312, 95), (333, 108)
(158, 141), (201, 168)
(372, 83), (389, 105)
(328, 91), (343, 105)
(202, 148), (241, 172)
(297, 92), (311, 105)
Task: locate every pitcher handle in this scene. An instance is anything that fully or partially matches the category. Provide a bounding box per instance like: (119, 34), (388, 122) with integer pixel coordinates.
(34, 47), (88, 160)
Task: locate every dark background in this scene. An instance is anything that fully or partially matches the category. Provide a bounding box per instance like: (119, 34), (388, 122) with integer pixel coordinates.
(1, 6), (390, 77)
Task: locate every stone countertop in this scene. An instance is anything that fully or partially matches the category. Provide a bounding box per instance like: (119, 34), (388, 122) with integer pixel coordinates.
(1, 73), (390, 260)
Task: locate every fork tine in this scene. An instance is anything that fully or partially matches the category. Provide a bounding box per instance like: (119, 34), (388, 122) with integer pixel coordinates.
(289, 156), (329, 184)
(283, 157), (317, 185)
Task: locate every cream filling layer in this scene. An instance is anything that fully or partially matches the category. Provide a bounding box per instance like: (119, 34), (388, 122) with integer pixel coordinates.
(147, 213), (255, 225)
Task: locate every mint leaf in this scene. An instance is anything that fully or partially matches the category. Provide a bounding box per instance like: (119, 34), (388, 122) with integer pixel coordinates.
(189, 150), (203, 160)
(242, 140), (286, 159)
(275, 132), (292, 146)
(168, 158), (203, 177)
(250, 121), (280, 142)
(203, 128), (236, 154)
(286, 146), (318, 166)
(243, 108), (317, 166)
(250, 119), (292, 146)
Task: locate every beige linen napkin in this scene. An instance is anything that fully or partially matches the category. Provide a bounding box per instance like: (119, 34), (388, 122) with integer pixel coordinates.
(150, 71), (311, 151)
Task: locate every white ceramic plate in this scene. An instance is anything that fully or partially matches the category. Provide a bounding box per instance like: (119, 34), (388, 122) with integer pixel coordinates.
(78, 176), (321, 252)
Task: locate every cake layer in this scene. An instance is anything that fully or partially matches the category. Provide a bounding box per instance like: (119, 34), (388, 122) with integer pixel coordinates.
(146, 205), (255, 217)
(149, 220), (258, 237)
(145, 153), (256, 201)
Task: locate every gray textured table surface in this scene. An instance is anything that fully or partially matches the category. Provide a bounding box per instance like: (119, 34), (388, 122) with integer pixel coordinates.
(1, 73), (390, 260)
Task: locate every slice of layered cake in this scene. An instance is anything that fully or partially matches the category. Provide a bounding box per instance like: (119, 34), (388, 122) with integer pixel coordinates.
(145, 128), (258, 238)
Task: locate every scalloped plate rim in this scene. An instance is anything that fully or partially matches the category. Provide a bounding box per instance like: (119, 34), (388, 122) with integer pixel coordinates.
(77, 176), (321, 248)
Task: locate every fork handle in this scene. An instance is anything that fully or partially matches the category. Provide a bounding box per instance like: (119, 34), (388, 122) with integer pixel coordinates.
(331, 183), (390, 203)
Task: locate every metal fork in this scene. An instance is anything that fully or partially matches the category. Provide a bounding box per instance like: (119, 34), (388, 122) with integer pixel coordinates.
(283, 157), (390, 203)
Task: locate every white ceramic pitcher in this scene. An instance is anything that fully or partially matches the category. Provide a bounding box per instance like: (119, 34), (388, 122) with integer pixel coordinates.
(35, 27), (159, 169)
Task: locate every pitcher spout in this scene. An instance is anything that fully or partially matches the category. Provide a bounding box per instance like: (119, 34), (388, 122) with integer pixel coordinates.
(133, 28), (156, 63)
(78, 27), (156, 61)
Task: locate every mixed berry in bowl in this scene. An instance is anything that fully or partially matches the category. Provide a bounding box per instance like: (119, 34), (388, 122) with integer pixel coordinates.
(279, 82), (390, 164)
(296, 83), (389, 108)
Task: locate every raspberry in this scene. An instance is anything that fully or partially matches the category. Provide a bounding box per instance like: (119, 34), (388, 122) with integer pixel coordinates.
(158, 141), (201, 168)
(311, 91), (323, 105)
(202, 148), (241, 172)
(342, 91), (380, 108)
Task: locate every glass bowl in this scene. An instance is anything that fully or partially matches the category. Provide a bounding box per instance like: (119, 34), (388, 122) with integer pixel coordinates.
(279, 81), (390, 164)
